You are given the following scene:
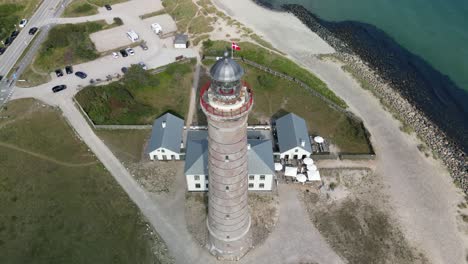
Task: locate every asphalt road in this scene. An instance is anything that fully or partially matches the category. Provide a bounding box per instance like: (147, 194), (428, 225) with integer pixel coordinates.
(0, 0), (70, 107)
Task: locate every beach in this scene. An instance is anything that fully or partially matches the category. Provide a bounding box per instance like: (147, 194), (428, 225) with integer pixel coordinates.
(212, 0), (467, 263)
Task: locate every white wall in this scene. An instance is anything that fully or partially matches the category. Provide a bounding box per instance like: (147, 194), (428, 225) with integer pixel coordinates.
(174, 43), (187, 49)
(148, 147), (180, 161)
(185, 174), (273, 191)
(280, 147), (310, 160)
(187, 174), (209, 191)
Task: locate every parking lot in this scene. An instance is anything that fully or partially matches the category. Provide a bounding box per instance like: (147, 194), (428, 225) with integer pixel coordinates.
(90, 26), (135, 52)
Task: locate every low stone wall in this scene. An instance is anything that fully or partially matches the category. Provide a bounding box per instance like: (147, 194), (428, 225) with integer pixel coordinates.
(339, 153), (376, 160)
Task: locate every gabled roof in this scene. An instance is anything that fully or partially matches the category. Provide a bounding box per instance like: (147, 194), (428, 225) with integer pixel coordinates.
(247, 140), (274, 175)
(174, 34), (188, 44)
(275, 113), (312, 153)
(184, 131), (274, 176)
(146, 113), (184, 154)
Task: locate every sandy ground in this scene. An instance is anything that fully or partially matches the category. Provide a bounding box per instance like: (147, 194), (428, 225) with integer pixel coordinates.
(213, 0), (468, 263)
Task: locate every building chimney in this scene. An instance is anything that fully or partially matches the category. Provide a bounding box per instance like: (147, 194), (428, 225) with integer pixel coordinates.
(162, 121), (166, 128)
(300, 139), (305, 147)
(247, 144), (251, 150)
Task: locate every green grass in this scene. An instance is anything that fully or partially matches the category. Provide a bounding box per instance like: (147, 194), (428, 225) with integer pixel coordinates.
(0, 0), (41, 42)
(76, 61), (195, 125)
(34, 21), (105, 72)
(203, 40), (347, 108)
(162, 0), (197, 32)
(0, 99), (173, 264)
(188, 15), (213, 35)
(16, 64), (50, 87)
(62, 0), (98, 17)
(88, 0), (127, 6)
(96, 129), (151, 163)
(140, 9), (166, 19)
(192, 34), (209, 46)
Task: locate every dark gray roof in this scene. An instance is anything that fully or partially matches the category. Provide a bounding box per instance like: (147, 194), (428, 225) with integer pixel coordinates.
(210, 55), (244, 82)
(174, 34), (188, 44)
(275, 113), (312, 153)
(146, 113), (184, 154)
(184, 131), (274, 175)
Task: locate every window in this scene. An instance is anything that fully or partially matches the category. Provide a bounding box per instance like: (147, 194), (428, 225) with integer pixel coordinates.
(226, 214), (230, 219)
(225, 186), (229, 191)
(195, 183), (201, 188)
(225, 155), (229, 162)
(194, 175), (200, 181)
(295, 149), (298, 152)
(259, 183), (265, 189)
(227, 235), (230, 239)
(260, 175), (265, 180)
(161, 149), (165, 153)
(248, 183), (254, 188)
(206, 183), (209, 188)
(249, 175), (254, 180)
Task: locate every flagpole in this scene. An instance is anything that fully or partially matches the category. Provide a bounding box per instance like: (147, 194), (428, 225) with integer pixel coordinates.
(231, 43), (234, 59)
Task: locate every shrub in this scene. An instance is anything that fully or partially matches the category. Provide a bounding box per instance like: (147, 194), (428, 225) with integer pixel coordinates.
(113, 17), (123, 26)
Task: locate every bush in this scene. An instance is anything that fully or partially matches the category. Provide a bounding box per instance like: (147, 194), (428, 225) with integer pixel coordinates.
(113, 17), (123, 26)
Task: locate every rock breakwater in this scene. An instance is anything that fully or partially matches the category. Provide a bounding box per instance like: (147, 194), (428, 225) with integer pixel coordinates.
(282, 4), (467, 193)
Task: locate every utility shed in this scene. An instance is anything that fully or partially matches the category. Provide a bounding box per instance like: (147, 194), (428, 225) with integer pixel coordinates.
(184, 131), (275, 191)
(275, 113), (312, 160)
(174, 34), (188, 49)
(146, 113), (184, 160)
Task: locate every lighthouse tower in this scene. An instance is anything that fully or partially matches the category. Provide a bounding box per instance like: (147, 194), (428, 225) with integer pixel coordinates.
(200, 52), (253, 260)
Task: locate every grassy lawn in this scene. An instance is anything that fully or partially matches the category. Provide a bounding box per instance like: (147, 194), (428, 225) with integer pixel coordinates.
(62, 0), (98, 17)
(162, 0), (197, 32)
(0, 99), (173, 264)
(76, 61), (195, 125)
(199, 61), (370, 153)
(203, 40), (347, 108)
(0, 0), (41, 41)
(34, 21), (110, 72)
(96, 129), (151, 163)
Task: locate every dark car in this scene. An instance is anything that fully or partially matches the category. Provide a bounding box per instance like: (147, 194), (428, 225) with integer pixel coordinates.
(121, 67), (128, 74)
(0, 47), (6, 55)
(140, 42), (148, 50)
(119, 49), (128, 57)
(52, 85), (67, 93)
(105, 4), (112, 10)
(5, 37), (14, 46)
(0, 75), (3, 81)
(28, 27), (38, 35)
(65, 65), (73, 74)
(75, 71), (87, 79)
(10, 31), (19, 39)
(55, 69), (64, 77)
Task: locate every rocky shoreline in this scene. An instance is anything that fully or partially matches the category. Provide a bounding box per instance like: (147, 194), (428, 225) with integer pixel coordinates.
(281, 4), (467, 193)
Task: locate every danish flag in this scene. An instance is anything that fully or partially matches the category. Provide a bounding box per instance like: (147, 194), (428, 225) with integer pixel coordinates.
(232, 42), (241, 51)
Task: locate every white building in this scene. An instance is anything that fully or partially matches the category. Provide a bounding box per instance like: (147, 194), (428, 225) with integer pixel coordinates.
(151, 23), (162, 34)
(146, 113), (184, 161)
(275, 113), (312, 160)
(174, 34), (188, 49)
(184, 131), (275, 191)
(126, 30), (139, 42)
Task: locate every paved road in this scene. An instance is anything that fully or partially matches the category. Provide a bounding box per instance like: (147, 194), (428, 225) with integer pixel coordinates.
(0, 0), (69, 107)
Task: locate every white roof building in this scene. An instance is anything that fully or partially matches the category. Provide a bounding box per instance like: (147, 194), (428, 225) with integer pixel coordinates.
(174, 34), (188, 49)
(146, 113), (184, 161)
(275, 113), (312, 160)
(184, 130), (275, 191)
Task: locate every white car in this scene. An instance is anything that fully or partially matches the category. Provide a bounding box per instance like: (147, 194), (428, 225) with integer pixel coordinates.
(112, 52), (119, 59)
(19, 19), (28, 28)
(126, 48), (135, 56)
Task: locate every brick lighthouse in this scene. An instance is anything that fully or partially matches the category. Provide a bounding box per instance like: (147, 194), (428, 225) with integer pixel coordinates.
(200, 52), (253, 260)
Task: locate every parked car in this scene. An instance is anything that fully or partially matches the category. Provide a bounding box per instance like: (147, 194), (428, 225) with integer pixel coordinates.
(19, 19), (28, 28)
(119, 49), (128, 57)
(28, 27), (38, 35)
(75, 71), (87, 79)
(55, 69), (64, 77)
(121, 67), (128, 74)
(0, 47), (6, 55)
(5, 37), (14, 46)
(140, 42), (148, 50)
(105, 4), (112, 10)
(10, 31), (19, 39)
(65, 66), (73, 74)
(126, 47), (135, 56)
(52, 85), (66, 93)
(112, 51), (119, 58)
(138, 62), (147, 70)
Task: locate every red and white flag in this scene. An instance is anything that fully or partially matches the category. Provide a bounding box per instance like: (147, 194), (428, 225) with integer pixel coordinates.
(232, 42), (241, 51)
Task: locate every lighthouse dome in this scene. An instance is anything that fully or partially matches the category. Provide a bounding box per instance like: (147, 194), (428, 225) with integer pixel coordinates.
(210, 52), (244, 83)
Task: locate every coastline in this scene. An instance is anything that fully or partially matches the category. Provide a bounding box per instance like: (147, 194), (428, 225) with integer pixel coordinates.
(211, 0), (467, 263)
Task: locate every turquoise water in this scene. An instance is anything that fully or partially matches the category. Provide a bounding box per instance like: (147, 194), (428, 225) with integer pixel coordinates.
(264, 0), (468, 92)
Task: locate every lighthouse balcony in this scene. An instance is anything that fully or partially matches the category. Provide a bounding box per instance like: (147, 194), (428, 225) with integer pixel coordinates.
(200, 81), (253, 118)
